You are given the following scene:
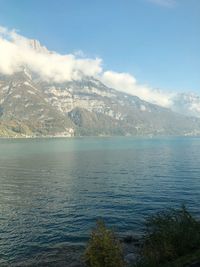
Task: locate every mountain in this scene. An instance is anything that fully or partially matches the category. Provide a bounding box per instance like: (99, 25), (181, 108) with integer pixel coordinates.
(171, 93), (200, 118)
(27, 39), (50, 54)
(0, 65), (200, 137)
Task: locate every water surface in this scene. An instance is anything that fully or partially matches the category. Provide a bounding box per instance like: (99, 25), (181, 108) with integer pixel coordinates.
(0, 137), (200, 266)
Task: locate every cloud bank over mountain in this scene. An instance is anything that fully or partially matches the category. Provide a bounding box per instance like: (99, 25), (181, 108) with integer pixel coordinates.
(0, 25), (183, 109)
(0, 26), (102, 82)
(101, 71), (173, 107)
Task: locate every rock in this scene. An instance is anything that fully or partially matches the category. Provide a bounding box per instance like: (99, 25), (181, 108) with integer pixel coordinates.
(124, 253), (137, 264)
(122, 234), (141, 265)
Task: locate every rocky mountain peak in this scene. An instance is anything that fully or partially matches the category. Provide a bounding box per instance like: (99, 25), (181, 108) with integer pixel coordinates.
(27, 39), (50, 54)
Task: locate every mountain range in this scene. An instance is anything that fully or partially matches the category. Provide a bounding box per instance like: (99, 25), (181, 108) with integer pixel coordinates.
(0, 40), (200, 138)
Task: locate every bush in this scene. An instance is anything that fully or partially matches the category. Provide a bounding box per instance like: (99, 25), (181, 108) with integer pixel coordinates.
(139, 205), (200, 266)
(84, 220), (124, 267)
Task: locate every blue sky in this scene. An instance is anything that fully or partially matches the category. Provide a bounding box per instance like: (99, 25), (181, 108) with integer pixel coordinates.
(0, 0), (199, 93)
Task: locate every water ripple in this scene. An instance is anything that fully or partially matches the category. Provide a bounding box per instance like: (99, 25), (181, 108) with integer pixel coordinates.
(0, 137), (200, 265)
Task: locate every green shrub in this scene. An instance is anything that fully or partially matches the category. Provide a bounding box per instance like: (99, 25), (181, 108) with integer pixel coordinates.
(84, 220), (124, 267)
(139, 205), (200, 266)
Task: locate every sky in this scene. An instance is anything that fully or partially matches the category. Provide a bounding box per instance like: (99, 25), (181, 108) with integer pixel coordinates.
(0, 0), (199, 101)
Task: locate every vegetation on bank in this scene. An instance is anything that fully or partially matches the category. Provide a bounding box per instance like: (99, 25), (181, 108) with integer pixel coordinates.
(161, 249), (200, 267)
(84, 220), (124, 267)
(84, 206), (200, 267)
(135, 205), (200, 267)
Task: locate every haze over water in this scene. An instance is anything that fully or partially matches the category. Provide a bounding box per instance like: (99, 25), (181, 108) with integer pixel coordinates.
(0, 137), (200, 266)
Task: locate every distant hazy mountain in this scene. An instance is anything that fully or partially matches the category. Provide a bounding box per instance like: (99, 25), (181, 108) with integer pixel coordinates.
(0, 39), (200, 137)
(171, 93), (200, 118)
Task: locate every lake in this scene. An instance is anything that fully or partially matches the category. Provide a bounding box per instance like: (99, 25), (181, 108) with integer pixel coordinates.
(0, 137), (200, 266)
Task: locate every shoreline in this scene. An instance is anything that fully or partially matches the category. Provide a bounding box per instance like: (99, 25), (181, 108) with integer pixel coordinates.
(0, 134), (200, 140)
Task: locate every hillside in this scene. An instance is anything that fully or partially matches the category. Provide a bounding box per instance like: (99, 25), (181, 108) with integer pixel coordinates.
(0, 68), (200, 137)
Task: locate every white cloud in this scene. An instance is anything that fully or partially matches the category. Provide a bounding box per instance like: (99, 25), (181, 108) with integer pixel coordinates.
(0, 26), (102, 82)
(101, 71), (174, 107)
(0, 25), (175, 108)
(147, 0), (176, 8)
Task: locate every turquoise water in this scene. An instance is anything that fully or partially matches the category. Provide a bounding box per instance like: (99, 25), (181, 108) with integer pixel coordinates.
(0, 137), (200, 266)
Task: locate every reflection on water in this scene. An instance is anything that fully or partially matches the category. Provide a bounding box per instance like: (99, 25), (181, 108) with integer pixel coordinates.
(0, 137), (200, 266)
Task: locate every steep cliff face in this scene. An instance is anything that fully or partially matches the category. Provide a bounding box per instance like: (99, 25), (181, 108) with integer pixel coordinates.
(0, 71), (74, 137)
(0, 68), (200, 137)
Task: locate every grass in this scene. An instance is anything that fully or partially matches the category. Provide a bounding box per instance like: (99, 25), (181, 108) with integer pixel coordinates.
(134, 205), (200, 267)
(135, 250), (200, 267)
(161, 249), (200, 267)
